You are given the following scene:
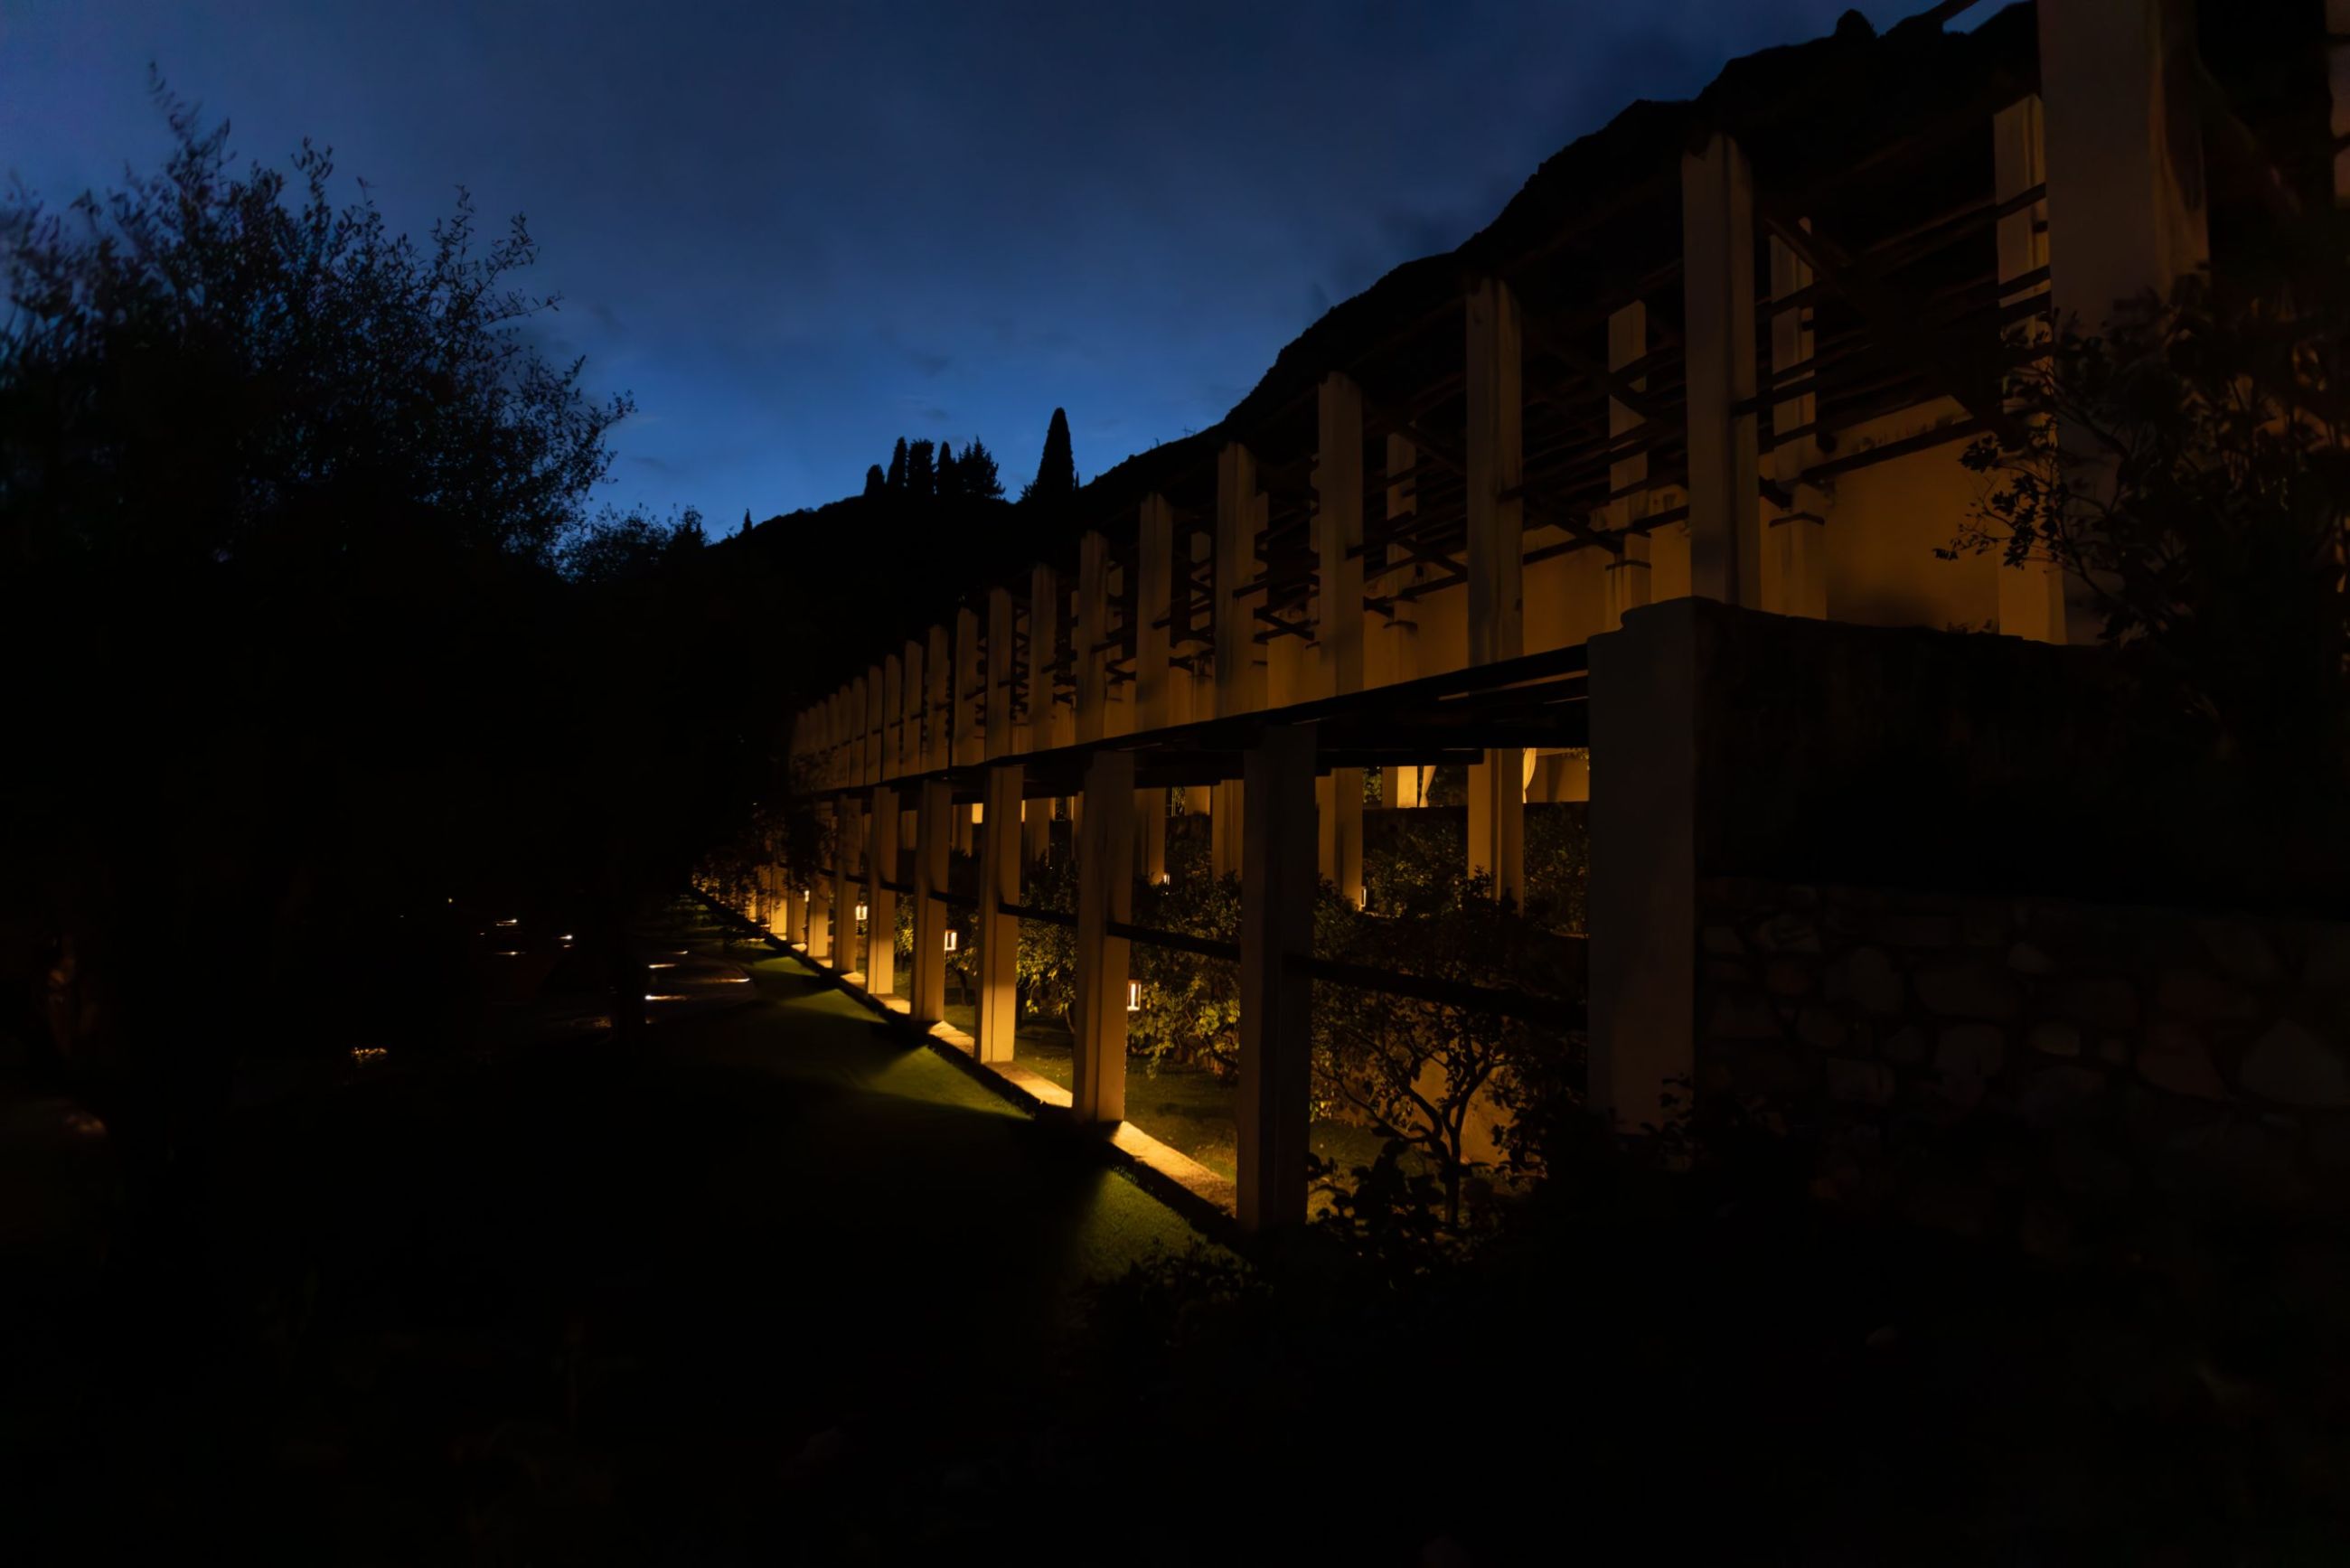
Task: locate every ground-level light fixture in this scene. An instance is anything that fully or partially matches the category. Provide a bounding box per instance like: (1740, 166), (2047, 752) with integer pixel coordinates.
(1127, 979), (1142, 1012)
(944, 929), (960, 953)
(855, 901), (869, 925)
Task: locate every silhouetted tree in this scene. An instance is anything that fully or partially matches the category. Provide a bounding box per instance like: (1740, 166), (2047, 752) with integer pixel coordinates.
(907, 437), (935, 498)
(959, 438), (1005, 502)
(561, 504), (707, 584)
(935, 439), (964, 501)
(1022, 407), (1078, 504)
(0, 89), (768, 1264)
(887, 437), (908, 492)
(864, 464), (887, 497)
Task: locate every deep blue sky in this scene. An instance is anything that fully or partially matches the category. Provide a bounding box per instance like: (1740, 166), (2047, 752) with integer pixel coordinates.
(5, 0), (1945, 523)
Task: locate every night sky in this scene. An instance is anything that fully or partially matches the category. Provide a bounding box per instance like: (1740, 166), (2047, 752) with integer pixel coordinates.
(6, 1), (1951, 524)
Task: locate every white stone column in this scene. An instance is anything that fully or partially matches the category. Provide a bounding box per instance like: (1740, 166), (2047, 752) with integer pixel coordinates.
(1072, 748), (1134, 1125)
(1465, 276), (1526, 903)
(1766, 229), (1828, 619)
(1077, 531), (1111, 744)
(1681, 131), (1762, 609)
(832, 797), (861, 979)
(1993, 93), (2067, 644)
(864, 785), (898, 997)
(2038, 0), (2207, 332)
(954, 606), (982, 766)
(975, 762), (1024, 1065)
(926, 624), (951, 771)
(2333, 2), (2350, 204)
(1237, 724), (1316, 1232)
(1378, 433), (1419, 811)
(865, 666), (885, 784)
(1213, 442), (1260, 878)
(2039, 0), (2208, 646)
(899, 640), (923, 778)
(806, 804), (833, 961)
(1316, 372), (1367, 906)
(1587, 599), (1700, 1131)
(1026, 563), (1058, 861)
(1604, 303), (1655, 630)
(985, 586), (1015, 765)
(1136, 493), (1174, 883)
(909, 777), (951, 1024)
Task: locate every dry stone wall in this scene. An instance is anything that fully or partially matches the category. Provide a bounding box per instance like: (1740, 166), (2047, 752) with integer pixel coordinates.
(1696, 877), (2350, 1256)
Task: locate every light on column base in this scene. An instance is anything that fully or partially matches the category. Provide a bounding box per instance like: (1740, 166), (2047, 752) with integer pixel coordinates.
(944, 928), (960, 953)
(1126, 979), (1142, 1012)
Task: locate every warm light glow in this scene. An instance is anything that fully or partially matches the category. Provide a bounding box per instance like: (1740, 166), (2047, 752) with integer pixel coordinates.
(855, 901), (869, 924)
(1157, 872), (1172, 886)
(944, 929), (960, 952)
(720, 975), (750, 984)
(649, 961), (677, 969)
(494, 949), (520, 957)
(971, 804), (983, 824)
(351, 1046), (387, 1063)
(1127, 979), (1142, 1012)
(495, 918), (518, 927)
(644, 993), (686, 1002)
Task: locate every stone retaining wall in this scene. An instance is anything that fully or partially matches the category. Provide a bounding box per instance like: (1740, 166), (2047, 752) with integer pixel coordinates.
(1696, 878), (2350, 1254)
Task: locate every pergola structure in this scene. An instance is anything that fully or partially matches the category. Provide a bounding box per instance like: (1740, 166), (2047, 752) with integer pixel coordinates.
(762, 1), (2339, 1228)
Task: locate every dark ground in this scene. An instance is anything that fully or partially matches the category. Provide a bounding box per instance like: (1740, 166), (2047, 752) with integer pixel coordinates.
(2, 901), (1198, 1564)
(9, 900), (2350, 1564)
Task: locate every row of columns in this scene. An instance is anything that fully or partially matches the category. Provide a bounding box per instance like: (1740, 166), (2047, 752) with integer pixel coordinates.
(784, 0), (2221, 1144)
(773, 731), (1318, 1229)
(785, 1), (2215, 831)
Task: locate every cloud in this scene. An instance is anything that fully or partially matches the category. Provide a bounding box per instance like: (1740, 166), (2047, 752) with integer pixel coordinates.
(907, 348), (954, 378)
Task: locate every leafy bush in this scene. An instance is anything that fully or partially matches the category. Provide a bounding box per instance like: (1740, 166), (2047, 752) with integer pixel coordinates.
(1311, 868), (1584, 1227)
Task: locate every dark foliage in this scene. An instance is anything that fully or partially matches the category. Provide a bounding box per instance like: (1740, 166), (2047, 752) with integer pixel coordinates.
(1950, 226), (2350, 784)
(0, 92), (776, 1255)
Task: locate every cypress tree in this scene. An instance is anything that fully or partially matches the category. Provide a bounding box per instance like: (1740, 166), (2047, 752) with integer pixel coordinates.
(960, 439), (1004, 502)
(935, 438), (963, 501)
(887, 437), (908, 492)
(863, 464), (886, 498)
(907, 437), (935, 497)
(1026, 408), (1077, 504)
